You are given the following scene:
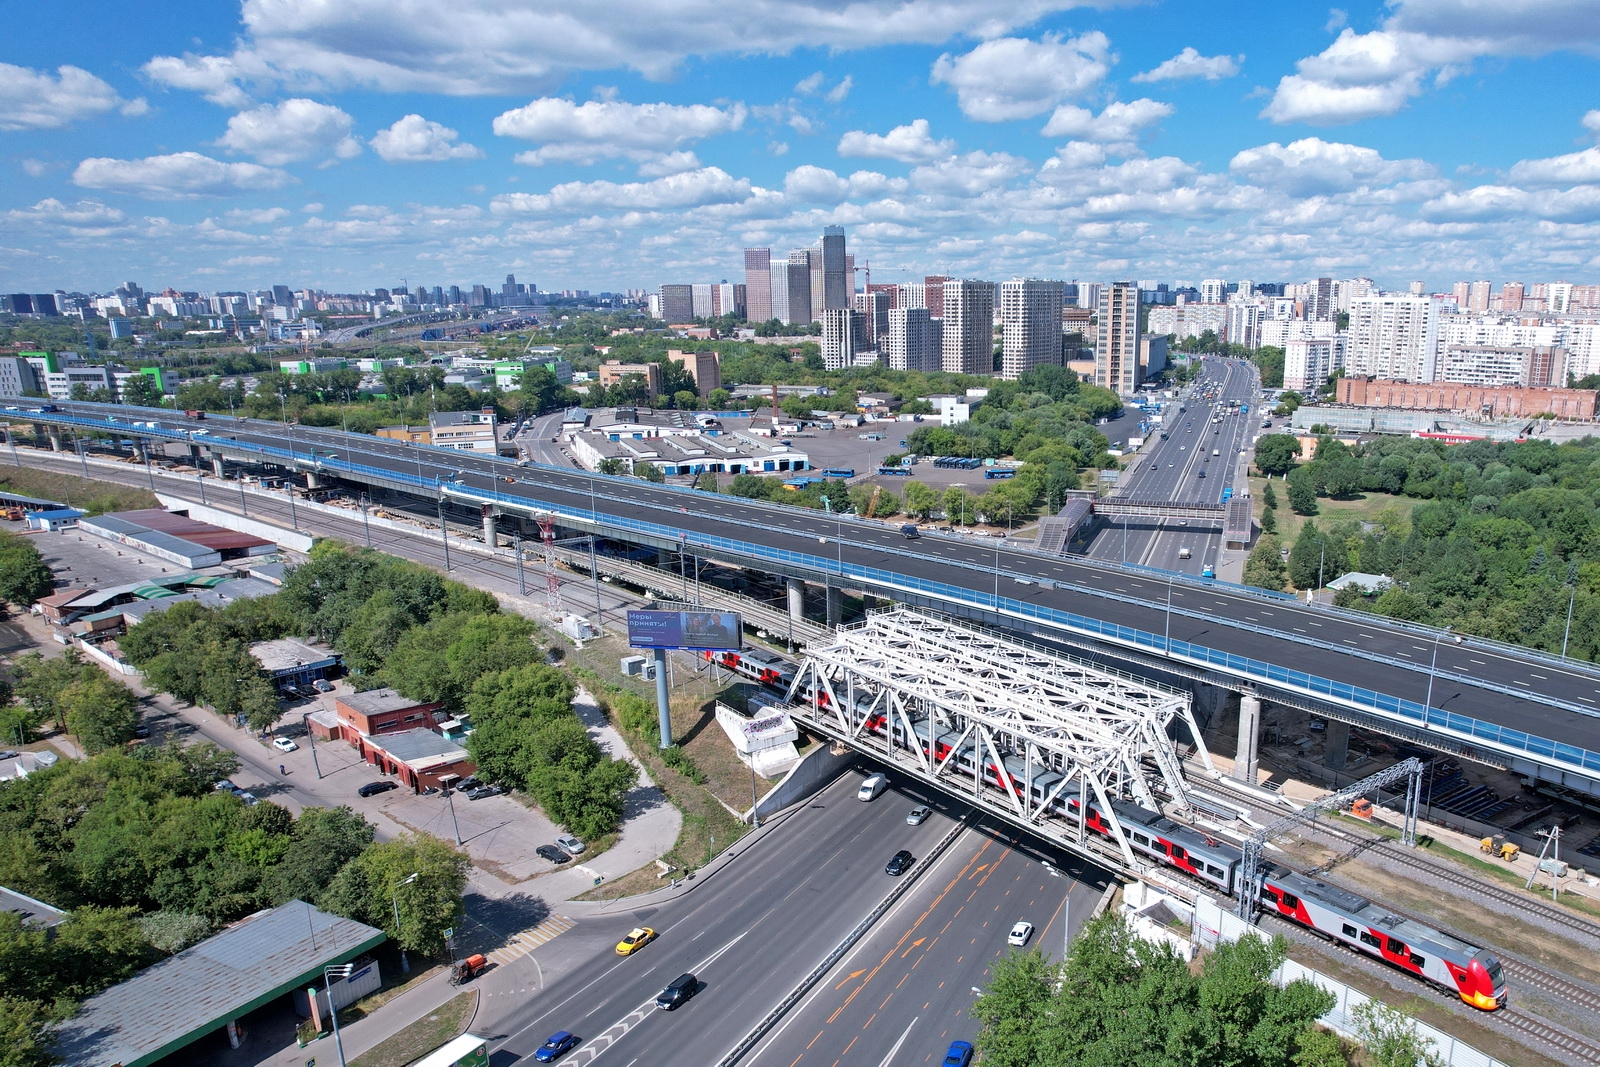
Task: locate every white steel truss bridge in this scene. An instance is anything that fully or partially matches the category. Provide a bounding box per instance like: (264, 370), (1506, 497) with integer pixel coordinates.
(783, 609), (1216, 869)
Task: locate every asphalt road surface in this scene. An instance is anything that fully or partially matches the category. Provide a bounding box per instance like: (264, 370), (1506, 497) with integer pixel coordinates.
(1087, 357), (1260, 577)
(15, 397), (1600, 759)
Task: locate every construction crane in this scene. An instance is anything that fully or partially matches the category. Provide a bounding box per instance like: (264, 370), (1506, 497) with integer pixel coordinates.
(865, 484), (883, 518)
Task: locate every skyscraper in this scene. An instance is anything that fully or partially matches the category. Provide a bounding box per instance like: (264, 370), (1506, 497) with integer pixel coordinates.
(999, 278), (1064, 379)
(941, 279), (995, 375)
(822, 226), (848, 311)
(886, 307), (940, 372)
(924, 276), (950, 320)
(1095, 282), (1141, 394)
(1200, 279), (1225, 304)
(1309, 277), (1334, 322)
(856, 289), (891, 348)
(822, 308), (861, 370)
(658, 284), (694, 323)
(691, 284), (715, 319)
(1499, 282), (1525, 312)
(743, 249), (772, 323)
(776, 252), (813, 325)
(1468, 280), (1492, 313)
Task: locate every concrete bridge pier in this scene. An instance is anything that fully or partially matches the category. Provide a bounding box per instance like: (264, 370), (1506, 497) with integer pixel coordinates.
(787, 578), (806, 625)
(305, 471), (323, 489)
(481, 505), (499, 548)
(211, 455), (226, 478)
(132, 441), (148, 464)
(825, 584), (843, 629)
(1323, 720), (1351, 770)
(47, 427), (63, 452)
(1234, 692), (1261, 785)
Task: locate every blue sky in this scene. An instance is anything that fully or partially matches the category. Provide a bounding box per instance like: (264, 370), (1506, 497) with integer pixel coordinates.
(3, 0), (1599, 295)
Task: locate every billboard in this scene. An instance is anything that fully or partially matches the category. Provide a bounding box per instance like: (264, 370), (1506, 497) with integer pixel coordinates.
(627, 609), (742, 651)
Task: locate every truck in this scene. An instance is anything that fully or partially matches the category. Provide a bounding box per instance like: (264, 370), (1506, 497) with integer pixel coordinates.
(184, 409), (206, 419)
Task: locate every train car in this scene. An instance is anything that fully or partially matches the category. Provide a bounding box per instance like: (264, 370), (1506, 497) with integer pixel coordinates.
(1260, 869), (1504, 1011)
(706, 648), (794, 688)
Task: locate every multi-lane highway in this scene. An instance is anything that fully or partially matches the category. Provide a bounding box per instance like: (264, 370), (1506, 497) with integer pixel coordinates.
(1090, 358), (1260, 577)
(11, 395), (1600, 779)
(471, 770), (1103, 1067)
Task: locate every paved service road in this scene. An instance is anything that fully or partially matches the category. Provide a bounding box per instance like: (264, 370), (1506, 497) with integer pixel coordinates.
(744, 822), (1108, 1067)
(17, 395), (1600, 760)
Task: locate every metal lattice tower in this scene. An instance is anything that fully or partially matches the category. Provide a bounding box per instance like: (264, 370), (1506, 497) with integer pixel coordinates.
(537, 518), (560, 613)
(785, 608), (1213, 869)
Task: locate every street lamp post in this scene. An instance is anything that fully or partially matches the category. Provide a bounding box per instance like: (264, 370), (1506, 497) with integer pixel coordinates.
(1563, 575), (1578, 658)
(75, 436), (88, 479)
(323, 963), (354, 1066)
(302, 711), (322, 779)
(1165, 575), (1174, 654)
(391, 872), (419, 974)
(1424, 625), (1452, 711)
(437, 495), (451, 571)
(514, 532), (526, 595)
(196, 471), (206, 505)
(359, 493), (371, 547)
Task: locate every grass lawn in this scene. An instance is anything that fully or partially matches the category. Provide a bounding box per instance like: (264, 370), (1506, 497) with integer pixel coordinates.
(0, 461), (160, 514)
(1250, 473), (1414, 574)
(347, 990), (477, 1067)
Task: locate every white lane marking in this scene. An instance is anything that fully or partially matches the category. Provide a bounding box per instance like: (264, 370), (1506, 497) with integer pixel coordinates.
(877, 1017), (920, 1067)
(1530, 672), (1547, 679)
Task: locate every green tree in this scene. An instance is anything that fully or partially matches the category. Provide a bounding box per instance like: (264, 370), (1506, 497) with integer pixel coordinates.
(136, 911), (212, 954)
(1262, 481), (1279, 510)
(0, 996), (57, 1067)
(1287, 468), (1319, 515)
(942, 486), (969, 526)
(0, 534), (54, 609)
(119, 373), (167, 408)
(59, 674), (140, 755)
(341, 833), (469, 957)
(1255, 435), (1302, 477)
(1352, 998), (1445, 1067)
(635, 462), (666, 483)
(1289, 521), (1344, 590)
(1260, 506), (1279, 534)
(1244, 534), (1288, 591)
(902, 481), (937, 520)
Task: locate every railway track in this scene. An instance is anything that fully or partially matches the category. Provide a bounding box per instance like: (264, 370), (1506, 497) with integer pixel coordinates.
(1499, 1006), (1600, 1065)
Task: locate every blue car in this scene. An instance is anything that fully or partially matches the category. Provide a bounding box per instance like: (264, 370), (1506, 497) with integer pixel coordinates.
(942, 1040), (974, 1067)
(534, 1031), (579, 1062)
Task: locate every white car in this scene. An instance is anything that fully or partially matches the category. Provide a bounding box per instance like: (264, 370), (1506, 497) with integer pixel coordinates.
(1007, 921), (1034, 947)
(556, 834), (586, 855)
(272, 737), (299, 752)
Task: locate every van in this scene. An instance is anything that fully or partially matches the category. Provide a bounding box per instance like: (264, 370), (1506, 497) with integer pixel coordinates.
(900, 524), (919, 539)
(1212, 449), (1220, 457)
(1178, 547), (1192, 560)
(858, 774), (888, 801)
(656, 972), (699, 1010)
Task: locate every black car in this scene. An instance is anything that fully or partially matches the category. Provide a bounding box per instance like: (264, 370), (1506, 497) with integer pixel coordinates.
(655, 972), (699, 1010)
(536, 844), (572, 864)
(358, 780), (399, 798)
(885, 849), (915, 876)
(454, 775), (482, 792)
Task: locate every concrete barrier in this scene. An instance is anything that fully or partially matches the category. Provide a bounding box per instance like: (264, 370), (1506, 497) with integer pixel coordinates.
(750, 741), (857, 821)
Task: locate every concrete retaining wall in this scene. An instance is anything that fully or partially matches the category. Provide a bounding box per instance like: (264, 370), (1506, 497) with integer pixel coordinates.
(752, 742), (857, 820)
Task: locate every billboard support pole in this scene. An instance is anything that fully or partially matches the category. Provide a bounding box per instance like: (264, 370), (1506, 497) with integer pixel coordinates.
(654, 648), (672, 749)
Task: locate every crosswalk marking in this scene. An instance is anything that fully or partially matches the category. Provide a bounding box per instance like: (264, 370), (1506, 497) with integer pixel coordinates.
(485, 914), (576, 966)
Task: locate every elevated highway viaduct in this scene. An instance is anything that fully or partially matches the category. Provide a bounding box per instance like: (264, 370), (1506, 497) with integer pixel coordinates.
(11, 397), (1600, 798)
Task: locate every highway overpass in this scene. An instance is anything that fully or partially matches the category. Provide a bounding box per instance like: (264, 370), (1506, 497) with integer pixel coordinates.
(10, 397), (1600, 797)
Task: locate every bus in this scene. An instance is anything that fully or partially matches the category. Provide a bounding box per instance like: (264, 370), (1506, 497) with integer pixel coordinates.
(819, 468), (855, 479)
(877, 466), (912, 476)
(984, 468), (1016, 479)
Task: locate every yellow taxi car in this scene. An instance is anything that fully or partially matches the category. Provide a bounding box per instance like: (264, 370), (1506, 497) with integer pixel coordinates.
(616, 927), (657, 956)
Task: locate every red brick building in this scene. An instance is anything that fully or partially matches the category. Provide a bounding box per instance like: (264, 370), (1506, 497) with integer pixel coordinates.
(1336, 376), (1598, 419)
(309, 689), (474, 792)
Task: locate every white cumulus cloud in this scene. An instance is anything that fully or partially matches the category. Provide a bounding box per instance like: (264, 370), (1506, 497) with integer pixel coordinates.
(490, 166), (753, 214)
(219, 99), (362, 165)
(1230, 137), (1434, 195)
(222, 206), (291, 225)
(493, 97), (745, 166)
(371, 115), (484, 162)
(1132, 47), (1242, 83)
(1508, 146), (1600, 187)
(837, 119), (955, 164)
(911, 150), (1030, 195)
(72, 152), (293, 199)
(930, 33), (1112, 122)
(1040, 99), (1173, 150)
(0, 63), (145, 130)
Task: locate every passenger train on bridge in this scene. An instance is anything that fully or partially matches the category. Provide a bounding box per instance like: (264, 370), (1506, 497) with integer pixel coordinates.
(706, 646), (1507, 1011)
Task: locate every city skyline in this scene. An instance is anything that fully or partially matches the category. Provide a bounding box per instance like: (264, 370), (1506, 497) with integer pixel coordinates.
(3, 1), (1600, 292)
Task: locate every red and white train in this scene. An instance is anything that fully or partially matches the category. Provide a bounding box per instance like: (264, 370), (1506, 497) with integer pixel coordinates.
(707, 646), (1507, 1010)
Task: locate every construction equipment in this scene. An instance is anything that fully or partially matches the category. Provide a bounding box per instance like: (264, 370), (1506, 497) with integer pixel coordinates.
(1480, 835), (1521, 861)
(449, 954), (488, 984)
(1350, 798), (1373, 820)
(864, 485), (883, 518)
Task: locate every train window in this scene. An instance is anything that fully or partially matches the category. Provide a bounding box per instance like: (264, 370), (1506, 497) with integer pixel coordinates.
(1411, 953), (1426, 968)
(1131, 832), (1149, 846)
(1205, 864), (1222, 878)
(1170, 845), (1187, 861)
(1279, 892), (1300, 910)
(1359, 931), (1381, 949)
(1386, 937), (1404, 955)
(1342, 924), (1358, 939)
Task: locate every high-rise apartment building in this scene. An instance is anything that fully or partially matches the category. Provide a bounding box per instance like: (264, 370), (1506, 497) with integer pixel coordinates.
(886, 307), (940, 372)
(1200, 279), (1225, 304)
(1467, 280), (1492, 313)
(1452, 281), (1471, 308)
(691, 284), (715, 319)
(743, 249), (772, 323)
(1498, 282), (1525, 312)
(782, 252), (814, 325)
(821, 226), (849, 312)
(822, 308), (861, 370)
(999, 278), (1064, 379)
(658, 284), (694, 323)
(856, 289), (891, 348)
(1346, 294), (1440, 381)
(1283, 338), (1335, 392)
(941, 280), (995, 375)
(924, 276), (950, 320)
(1309, 277), (1334, 321)
(1095, 282), (1141, 394)
(1409, 281), (1426, 296)
(899, 283), (927, 310)
(1226, 300), (1263, 350)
